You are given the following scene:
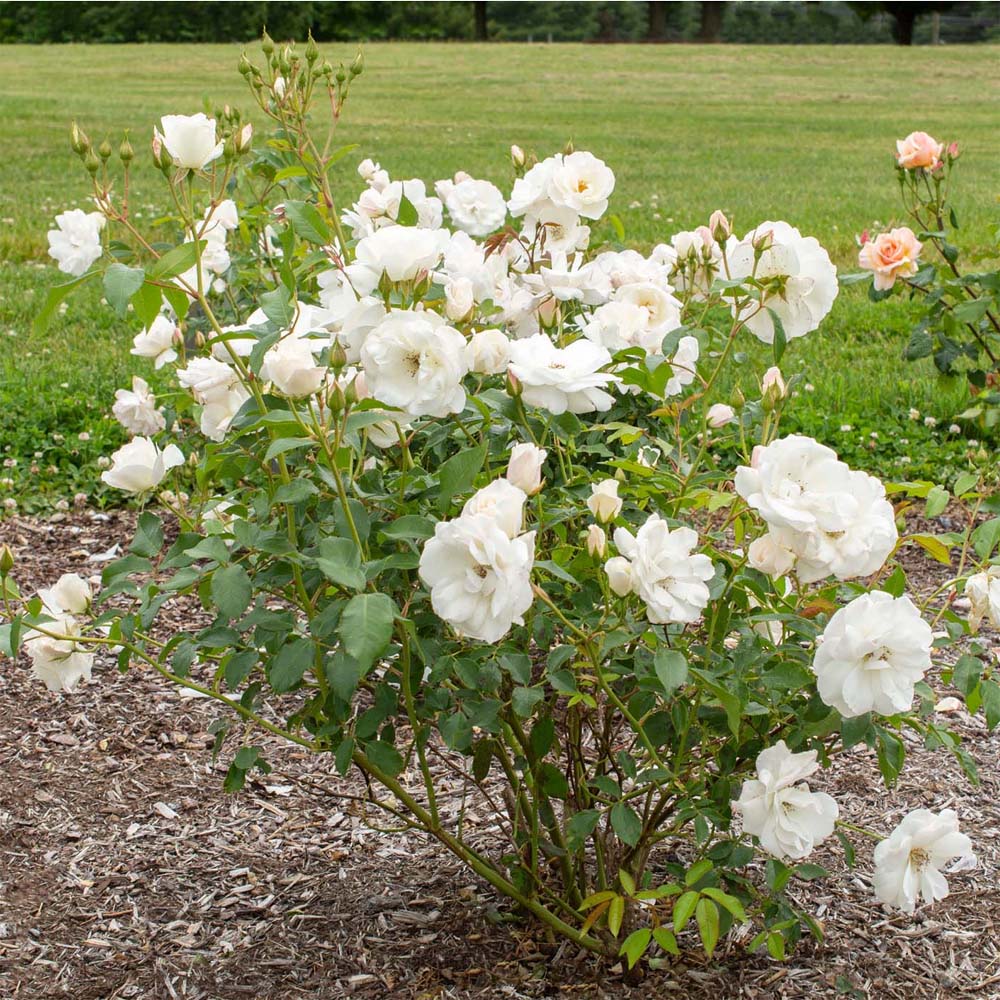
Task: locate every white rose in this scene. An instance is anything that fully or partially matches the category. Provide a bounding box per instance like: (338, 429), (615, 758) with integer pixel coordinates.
(507, 335), (618, 415)
(581, 301), (655, 354)
(734, 741), (839, 860)
(47, 209), (105, 276)
(24, 613), (94, 692)
(707, 403), (735, 427)
(662, 335), (700, 397)
(747, 535), (796, 578)
(112, 377), (165, 436)
(505, 443), (547, 496)
(614, 282), (682, 335)
(462, 479), (527, 539)
(38, 574), (92, 615)
(177, 356), (242, 403)
(131, 315), (179, 369)
(507, 157), (558, 219)
(100, 437), (184, 493)
(441, 176), (507, 236)
(157, 113), (224, 170)
(587, 479), (622, 523)
(964, 567), (1000, 631)
(261, 336), (328, 398)
(444, 277), (475, 322)
(521, 203), (591, 255)
(726, 221), (838, 343)
(198, 385), (250, 442)
(873, 809), (975, 913)
(612, 515), (714, 624)
(419, 514), (535, 643)
(604, 556), (634, 597)
(361, 309), (469, 418)
(548, 151), (615, 220)
(354, 226), (448, 284)
(466, 329), (511, 375)
(735, 435), (897, 583)
(812, 591), (932, 718)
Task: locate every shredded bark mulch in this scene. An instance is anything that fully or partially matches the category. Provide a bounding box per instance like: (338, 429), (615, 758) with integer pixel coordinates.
(1, 511), (998, 999)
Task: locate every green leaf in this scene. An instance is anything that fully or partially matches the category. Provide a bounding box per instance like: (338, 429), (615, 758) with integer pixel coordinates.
(619, 928), (651, 969)
(690, 669), (741, 738)
(793, 863), (829, 881)
(925, 485), (950, 518)
(283, 200), (332, 244)
(684, 858), (713, 887)
(672, 889), (699, 933)
(566, 809), (601, 850)
(981, 679), (1000, 730)
(396, 193), (419, 226)
(259, 286), (295, 328)
(132, 281), (163, 328)
(339, 593), (397, 669)
(264, 437), (314, 462)
(695, 898), (720, 956)
(904, 328), (934, 361)
(130, 511), (164, 558)
(103, 263), (145, 315)
(953, 471), (978, 497)
(224, 650), (257, 690)
(379, 515), (436, 541)
(952, 654), (982, 697)
(273, 478), (317, 504)
(366, 739), (404, 777)
(211, 563), (252, 621)
(149, 240), (203, 280)
(971, 518), (1000, 560)
(34, 272), (96, 333)
(701, 887), (748, 922)
(511, 685), (544, 717)
(437, 444), (487, 514)
(652, 926), (679, 956)
(607, 895), (625, 938)
(610, 801), (642, 847)
(269, 637), (314, 692)
(654, 648), (688, 697)
(316, 537), (366, 591)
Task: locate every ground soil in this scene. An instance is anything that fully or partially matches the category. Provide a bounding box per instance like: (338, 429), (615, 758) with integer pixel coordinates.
(1, 511), (998, 1000)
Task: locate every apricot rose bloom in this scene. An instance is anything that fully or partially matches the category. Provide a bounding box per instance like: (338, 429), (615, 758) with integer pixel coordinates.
(895, 131), (944, 170)
(859, 227), (922, 291)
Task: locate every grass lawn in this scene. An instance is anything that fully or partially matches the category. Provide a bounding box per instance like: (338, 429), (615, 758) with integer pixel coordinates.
(1, 42), (999, 509)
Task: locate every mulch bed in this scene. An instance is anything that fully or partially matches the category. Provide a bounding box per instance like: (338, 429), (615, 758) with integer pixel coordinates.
(1, 511), (998, 999)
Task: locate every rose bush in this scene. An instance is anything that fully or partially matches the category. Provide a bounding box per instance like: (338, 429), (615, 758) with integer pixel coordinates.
(2, 37), (997, 970)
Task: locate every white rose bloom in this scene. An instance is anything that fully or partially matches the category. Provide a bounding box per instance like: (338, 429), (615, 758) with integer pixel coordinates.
(520, 203), (591, 255)
(444, 277), (475, 321)
(439, 176), (507, 236)
(354, 226), (448, 284)
(466, 328), (511, 375)
(38, 574), (92, 615)
(24, 613), (94, 692)
(507, 335), (618, 415)
(419, 513), (536, 643)
(548, 151), (616, 220)
(438, 230), (509, 302)
(361, 309), (469, 418)
(508, 157), (558, 219)
(101, 437), (184, 493)
(582, 301), (658, 354)
(662, 335), (700, 397)
(261, 336), (328, 398)
(347, 178), (442, 236)
(587, 479), (622, 523)
(747, 534), (796, 578)
(112, 376), (165, 436)
(47, 209), (105, 276)
(198, 385), (251, 442)
(707, 403), (735, 427)
(529, 252), (611, 305)
(734, 741), (839, 861)
(462, 479), (527, 539)
(506, 443), (547, 496)
(614, 282), (682, 335)
(726, 221), (838, 343)
(612, 515), (714, 624)
(591, 249), (671, 290)
(157, 113), (224, 170)
(210, 324), (257, 362)
(604, 555), (634, 596)
(812, 592), (932, 718)
(132, 315), (179, 369)
(735, 435), (897, 583)
(203, 198), (239, 235)
(873, 809), (975, 913)
(964, 567), (1000, 631)
(177, 356), (242, 402)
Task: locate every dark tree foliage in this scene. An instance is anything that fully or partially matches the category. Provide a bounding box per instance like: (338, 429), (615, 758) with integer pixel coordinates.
(0, 1), (994, 43)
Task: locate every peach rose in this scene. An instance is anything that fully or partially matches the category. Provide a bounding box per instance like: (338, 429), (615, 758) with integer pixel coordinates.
(858, 227), (922, 290)
(896, 131), (944, 170)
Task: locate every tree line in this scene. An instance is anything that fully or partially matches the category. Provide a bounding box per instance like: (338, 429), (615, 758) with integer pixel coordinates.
(1, 1), (996, 45)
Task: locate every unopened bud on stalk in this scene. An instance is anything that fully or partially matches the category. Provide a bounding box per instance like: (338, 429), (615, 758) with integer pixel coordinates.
(708, 209), (731, 242)
(119, 133), (135, 164)
(305, 33), (319, 64)
(0, 543), (14, 575)
(349, 50), (364, 77)
(321, 60), (334, 78)
(261, 29), (274, 55)
(236, 123), (253, 154)
(729, 385), (745, 409)
(335, 65), (347, 84)
(761, 366), (787, 412)
(510, 144), (526, 169)
(328, 383), (347, 414)
(70, 121), (90, 156)
(238, 52), (253, 76)
(194, 331), (206, 349)
(342, 376), (359, 408)
(329, 341), (348, 372)
(563, 139), (575, 155)
(586, 524), (607, 559)
(98, 138), (112, 162)
(506, 370), (522, 398)
(84, 149), (101, 176)
(223, 135), (238, 161)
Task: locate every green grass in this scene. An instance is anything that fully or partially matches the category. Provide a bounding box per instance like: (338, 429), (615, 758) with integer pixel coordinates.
(2, 42), (999, 509)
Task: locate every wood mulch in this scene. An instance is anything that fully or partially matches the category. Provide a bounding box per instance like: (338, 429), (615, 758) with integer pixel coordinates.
(1, 511), (998, 999)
